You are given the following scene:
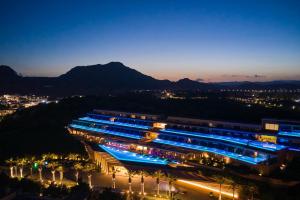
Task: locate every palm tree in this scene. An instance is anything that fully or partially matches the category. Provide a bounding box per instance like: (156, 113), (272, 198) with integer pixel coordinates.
(5, 158), (16, 178)
(127, 169), (135, 193)
(226, 177), (238, 200)
(139, 170), (146, 195)
(67, 153), (82, 161)
(112, 166), (116, 189)
(73, 162), (83, 184)
(248, 184), (258, 200)
(27, 156), (36, 177)
(166, 173), (176, 198)
(16, 158), (27, 178)
(153, 170), (163, 196)
(47, 161), (58, 183)
(42, 153), (59, 161)
(82, 163), (96, 189)
(57, 165), (64, 184)
(214, 176), (225, 200)
(36, 159), (44, 182)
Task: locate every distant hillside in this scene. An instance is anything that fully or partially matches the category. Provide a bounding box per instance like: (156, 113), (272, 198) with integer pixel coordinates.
(217, 80), (300, 90)
(0, 62), (212, 95)
(0, 62), (299, 96)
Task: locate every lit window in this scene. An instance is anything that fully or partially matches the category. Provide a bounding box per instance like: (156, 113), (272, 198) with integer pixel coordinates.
(265, 123), (279, 131)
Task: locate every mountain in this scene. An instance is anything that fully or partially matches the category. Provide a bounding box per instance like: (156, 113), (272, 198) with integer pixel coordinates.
(57, 62), (171, 90)
(0, 62), (299, 96)
(0, 65), (20, 82)
(174, 78), (213, 89)
(0, 62), (209, 95)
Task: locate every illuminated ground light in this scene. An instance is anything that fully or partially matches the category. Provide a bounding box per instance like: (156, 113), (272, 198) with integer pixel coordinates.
(177, 179), (238, 199)
(99, 145), (168, 165)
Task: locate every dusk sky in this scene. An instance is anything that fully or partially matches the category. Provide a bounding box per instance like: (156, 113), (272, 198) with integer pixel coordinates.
(0, 0), (300, 82)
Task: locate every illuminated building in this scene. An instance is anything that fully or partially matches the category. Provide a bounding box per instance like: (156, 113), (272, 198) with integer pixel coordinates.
(68, 110), (300, 175)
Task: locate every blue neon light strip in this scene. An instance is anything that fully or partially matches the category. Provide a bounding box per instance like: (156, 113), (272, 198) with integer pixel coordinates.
(153, 138), (266, 164)
(79, 116), (285, 152)
(288, 147), (300, 152)
(162, 129), (249, 145)
(99, 145), (168, 165)
(248, 141), (286, 151)
(88, 113), (154, 124)
(70, 123), (266, 165)
(82, 117), (250, 146)
(80, 117), (150, 129)
(162, 129), (285, 151)
(69, 124), (142, 139)
(278, 131), (300, 138)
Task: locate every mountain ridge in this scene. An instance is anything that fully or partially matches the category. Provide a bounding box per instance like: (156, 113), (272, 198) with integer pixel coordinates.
(0, 63), (299, 96)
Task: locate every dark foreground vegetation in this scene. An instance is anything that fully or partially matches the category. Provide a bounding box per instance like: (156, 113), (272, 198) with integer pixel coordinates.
(0, 171), (126, 200)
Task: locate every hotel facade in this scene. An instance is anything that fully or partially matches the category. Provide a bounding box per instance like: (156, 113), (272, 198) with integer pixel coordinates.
(68, 109), (300, 175)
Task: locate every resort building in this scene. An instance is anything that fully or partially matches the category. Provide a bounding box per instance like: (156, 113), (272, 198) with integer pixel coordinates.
(68, 109), (300, 175)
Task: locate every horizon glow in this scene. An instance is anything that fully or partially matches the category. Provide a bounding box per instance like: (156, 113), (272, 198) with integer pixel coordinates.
(0, 0), (299, 82)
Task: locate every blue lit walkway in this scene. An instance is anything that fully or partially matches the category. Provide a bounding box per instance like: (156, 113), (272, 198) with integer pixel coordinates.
(99, 145), (168, 165)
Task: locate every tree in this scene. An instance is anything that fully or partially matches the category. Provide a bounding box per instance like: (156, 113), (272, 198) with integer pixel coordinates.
(16, 157), (27, 178)
(73, 162), (83, 184)
(139, 170), (147, 196)
(57, 165), (64, 185)
(126, 169), (135, 194)
(166, 173), (176, 198)
(5, 158), (16, 178)
(248, 184), (259, 200)
(42, 153), (59, 161)
(153, 170), (163, 196)
(112, 166), (116, 189)
(27, 155), (36, 177)
(214, 175), (225, 200)
(36, 159), (44, 182)
(226, 177), (238, 200)
(47, 161), (58, 183)
(82, 163), (96, 188)
(67, 153), (83, 161)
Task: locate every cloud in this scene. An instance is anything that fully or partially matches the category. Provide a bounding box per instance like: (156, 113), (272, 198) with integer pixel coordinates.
(195, 78), (204, 82)
(253, 74), (266, 78)
(222, 74), (266, 79)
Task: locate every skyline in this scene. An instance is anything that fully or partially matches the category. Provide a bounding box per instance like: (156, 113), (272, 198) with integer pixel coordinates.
(1, 0), (300, 82)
